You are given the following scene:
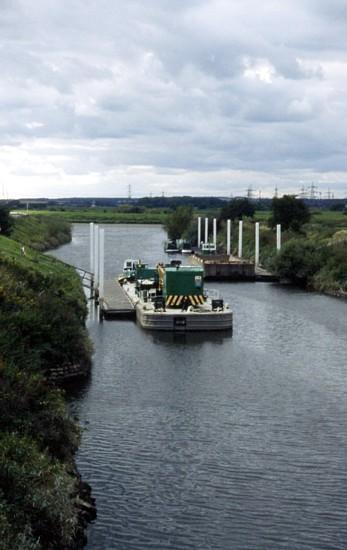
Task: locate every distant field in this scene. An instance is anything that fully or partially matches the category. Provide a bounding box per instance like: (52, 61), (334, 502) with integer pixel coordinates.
(254, 209), (347, 227)
(13, 208), (167, 224)
(310, 209), (347, 226)
(254, 211), (270, 222)
(12, 207), (347, 230)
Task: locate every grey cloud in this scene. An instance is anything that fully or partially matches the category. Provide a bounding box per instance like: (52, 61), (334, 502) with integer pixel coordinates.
(1, 0), (347, 197)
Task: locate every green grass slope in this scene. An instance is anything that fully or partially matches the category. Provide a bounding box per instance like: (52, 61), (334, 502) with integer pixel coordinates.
(11, 215), (71, 251)
(0, 228), (93, 548)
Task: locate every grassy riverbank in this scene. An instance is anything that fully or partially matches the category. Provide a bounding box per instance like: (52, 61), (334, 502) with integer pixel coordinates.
(0, 217), (93, 548)
(11, 215), (72, 251)
(270, 233), (347, 296)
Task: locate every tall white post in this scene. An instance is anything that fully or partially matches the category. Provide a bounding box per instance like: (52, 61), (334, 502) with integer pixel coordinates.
(205, 217), (208, 244)
(227, 219), (231, 256)
(94, 225), (99, 288)
(238, 220), (243, 258)
(255, 222), (260, 266)
(213, 218), (217, 247)
(90, 222), (94, 273)
(99, 228), (105, 302)
(197, 217), (201, 248)
(276, 224), (281, 251)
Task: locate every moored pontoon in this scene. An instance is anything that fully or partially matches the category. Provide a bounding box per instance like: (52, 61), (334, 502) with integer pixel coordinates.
(119, 260), (233, 332)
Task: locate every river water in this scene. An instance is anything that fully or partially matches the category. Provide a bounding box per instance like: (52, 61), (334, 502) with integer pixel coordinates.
(52, 224), (347, 550)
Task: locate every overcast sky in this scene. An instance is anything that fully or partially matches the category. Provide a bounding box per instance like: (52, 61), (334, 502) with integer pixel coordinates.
(1, 0), (347, 199)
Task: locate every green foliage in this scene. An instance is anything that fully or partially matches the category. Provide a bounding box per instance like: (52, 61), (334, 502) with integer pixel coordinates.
(0, 502), (40, 550)
(268, 212), (347, 293)
(270, 239), (326, 286)
(165, 206), (193, 240)
(11, 215), (71, 251)
(0, 226), (92, 548)
(0, 363), (80, 460)
(219, 198), (255, 222)
(269, 195), (310, 231)
(214, 205), (346, 295)
(0, 433), (78, 549)
(313, 242), (347, 292)
(0, 236), (90, 375)
(0, 207), (13, 236)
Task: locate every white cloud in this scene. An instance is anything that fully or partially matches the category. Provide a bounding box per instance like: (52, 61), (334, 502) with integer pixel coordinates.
(0, 0), (347, 198)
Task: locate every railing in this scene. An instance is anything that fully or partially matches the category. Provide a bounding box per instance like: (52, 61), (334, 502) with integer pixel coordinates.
(70, 265), (94, 290)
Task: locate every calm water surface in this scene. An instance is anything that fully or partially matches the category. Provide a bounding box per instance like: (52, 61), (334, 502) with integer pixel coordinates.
(52, 224), (347, 550)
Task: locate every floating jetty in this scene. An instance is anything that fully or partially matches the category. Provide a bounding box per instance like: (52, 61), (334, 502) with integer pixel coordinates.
(102, 279), (136, 320)
(192, 253), (278, 282)
(192, 253), (255, 281)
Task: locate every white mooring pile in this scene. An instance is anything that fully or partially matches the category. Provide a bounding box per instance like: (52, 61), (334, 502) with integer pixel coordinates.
(196, 217), (281, 262)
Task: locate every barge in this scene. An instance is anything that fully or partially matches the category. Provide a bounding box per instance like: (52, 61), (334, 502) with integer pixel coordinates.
(119, 260), (233, 332)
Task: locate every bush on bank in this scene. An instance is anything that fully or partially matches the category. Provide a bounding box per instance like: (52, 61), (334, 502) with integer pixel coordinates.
(269, 239), (326, 286)
(0, 217), (93, 548)
(312, 241), (347, 293)
(0, 207), (13, 236)
(270, 237), (347, 293)
(0, 432), (78, 549)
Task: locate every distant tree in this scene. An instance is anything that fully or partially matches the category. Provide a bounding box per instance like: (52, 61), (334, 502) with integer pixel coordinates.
(138, 196), (225, 210)
(165, 206), (193, 240)
(219, 198), (255, 222)
(0, 207), (13, 236)
(269, 195), (310, 231)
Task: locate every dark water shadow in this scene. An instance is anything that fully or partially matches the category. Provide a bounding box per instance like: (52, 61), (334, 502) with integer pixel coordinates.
(149, 329), (233, 347)
(62, 372), (93, 404)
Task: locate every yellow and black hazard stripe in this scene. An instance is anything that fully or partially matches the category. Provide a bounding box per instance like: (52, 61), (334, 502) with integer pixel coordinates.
(165, 295), (205, 307)
(188, 295), (205, 306)
(165, 295), (183, 307)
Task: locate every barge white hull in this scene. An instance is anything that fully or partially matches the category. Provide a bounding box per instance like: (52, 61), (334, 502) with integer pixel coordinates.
(136, 303), (233, 332)
(121, 279), (233, 333)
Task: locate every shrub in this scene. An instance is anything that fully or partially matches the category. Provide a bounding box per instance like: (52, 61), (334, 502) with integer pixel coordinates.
(0, 433), (78, 549)
(0, 208), (13, 236)
(271, 239), (326, 286)
(313, 242), (347, 292)
(165, 206), (193, 240)
(0, 362), (80, 460)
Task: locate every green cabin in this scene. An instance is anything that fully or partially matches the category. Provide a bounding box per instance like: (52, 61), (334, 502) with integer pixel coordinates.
(158, 265), (205, 307)
(135, 263), (158, 282)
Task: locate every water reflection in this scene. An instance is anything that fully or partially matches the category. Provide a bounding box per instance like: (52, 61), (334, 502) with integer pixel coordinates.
(149, 330), (233, 347)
